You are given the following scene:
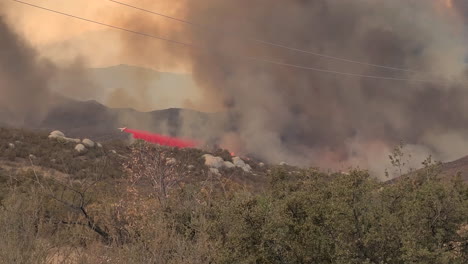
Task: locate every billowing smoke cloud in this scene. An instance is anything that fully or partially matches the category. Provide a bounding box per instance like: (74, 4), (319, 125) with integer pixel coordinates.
(116, 0), (468, 176)
(0, 14), (54, 126)
(0, 4), (98, 128)
(4, 0), (468, 177)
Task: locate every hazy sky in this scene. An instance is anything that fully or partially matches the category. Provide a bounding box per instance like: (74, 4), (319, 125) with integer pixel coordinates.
(2, 0), (203, 111)
(3, 0), (190, 71)
(3, 0), (466, 71)
(2, 0), (466, 112)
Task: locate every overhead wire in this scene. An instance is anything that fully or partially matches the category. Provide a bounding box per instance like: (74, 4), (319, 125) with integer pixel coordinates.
(12, 0), (448, 84)
(108, 0), (426, 74)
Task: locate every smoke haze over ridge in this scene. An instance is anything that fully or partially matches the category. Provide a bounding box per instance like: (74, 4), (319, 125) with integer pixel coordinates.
(115, 0), (468, 176)
(3, 0), (468, 177)
(0, 10), (54, 126)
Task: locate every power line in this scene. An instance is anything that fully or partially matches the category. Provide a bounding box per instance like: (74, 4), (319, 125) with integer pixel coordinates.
(109, 0), (425, 74)
(13, 1), (194, 48)
(12, 0), (447, 84)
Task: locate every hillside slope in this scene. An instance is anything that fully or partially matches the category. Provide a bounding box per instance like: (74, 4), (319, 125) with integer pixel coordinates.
(0, 127), (466, 263)
(0, 97), (228, 144)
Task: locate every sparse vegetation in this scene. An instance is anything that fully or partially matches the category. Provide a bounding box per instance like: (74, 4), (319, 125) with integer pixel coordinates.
(0, 128), (467, 263)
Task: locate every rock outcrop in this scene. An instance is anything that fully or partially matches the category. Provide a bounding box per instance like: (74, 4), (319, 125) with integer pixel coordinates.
(224, 161), (236, 169)
(82, 139), (95, 148)
(233, 157), (252, 172)
(203, 154), (252, 173)
(75, 144), (87, 154)
(49, 130), (80, 143)
(49, 130), (65, 138)
(203, 154), (225, 169)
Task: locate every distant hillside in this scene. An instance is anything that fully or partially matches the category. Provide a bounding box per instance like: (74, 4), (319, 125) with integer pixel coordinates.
(51, 64), (200, 111)
(33, 98), (227, 143)
(437, 155), (468, 182)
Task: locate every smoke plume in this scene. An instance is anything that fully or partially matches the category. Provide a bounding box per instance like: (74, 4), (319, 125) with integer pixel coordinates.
(0, 4), (98, 127)
(4, 0), (468, 177)
(0, 14), (55, 126)
(116, 0), (468, 176)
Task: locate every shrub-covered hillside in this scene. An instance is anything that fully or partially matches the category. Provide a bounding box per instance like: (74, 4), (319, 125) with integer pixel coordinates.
(0, 127), (467, 263)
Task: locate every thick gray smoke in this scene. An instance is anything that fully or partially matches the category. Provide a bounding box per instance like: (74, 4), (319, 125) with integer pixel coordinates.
(0, 9), (97, 128)
(177, 0), (468, 174)
(116, 0), (468, 175)
(4, 0), (468, 177)
(0, 14), (55, 126)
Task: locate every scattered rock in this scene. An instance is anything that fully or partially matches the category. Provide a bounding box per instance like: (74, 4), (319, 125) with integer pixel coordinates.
(258, 162), (265, 167)
(82, 139), (95, 148)
(75, 144), (87, 154)
(224, 161), (236, 169)
(279, 162), (288, 166)
(28, 154), (36, 159)
(57, 137), (80, 144)
(50, 130), (65, 138)
(203, 154), (225, 169)
(8, 143), (15, 149)
(56, 137), (67, 143)
(97, 143), (103, 148)
(14, 140), (22, 145)
(187, 165), (195, 170)
(166, 157), (177, 166)
(209, 168), (221, 176)
(110, 150), (117, 154)
(48, 130), (80, 144)
(233, 157), (252, 172)
(50, 159), (56, 163)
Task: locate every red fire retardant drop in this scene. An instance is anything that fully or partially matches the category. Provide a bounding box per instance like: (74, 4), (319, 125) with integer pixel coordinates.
(122, 128), (197, 148)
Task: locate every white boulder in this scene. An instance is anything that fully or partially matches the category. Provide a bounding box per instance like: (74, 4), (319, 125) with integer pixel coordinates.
(48, 130), (80, 143)
(258, 162), (265, 167)
(56, 137), (80, 144)
(50, 130), (65, 138)
(233, 157), (252, 172)
(75, 144), (87, 153)
(8, 143), (15, 149)
(97, 143), (103, 148)
(82, 139), (95, 148)
(224, 161), (236, 169)
(202, 154), (225, 169)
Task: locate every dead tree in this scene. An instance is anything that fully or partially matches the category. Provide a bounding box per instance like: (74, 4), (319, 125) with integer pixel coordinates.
(29, 156), (112, 244)
(124, 142), (186, 203)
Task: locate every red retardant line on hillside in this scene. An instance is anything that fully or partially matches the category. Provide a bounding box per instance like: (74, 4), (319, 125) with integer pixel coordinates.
(123, 128), (197, 148)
